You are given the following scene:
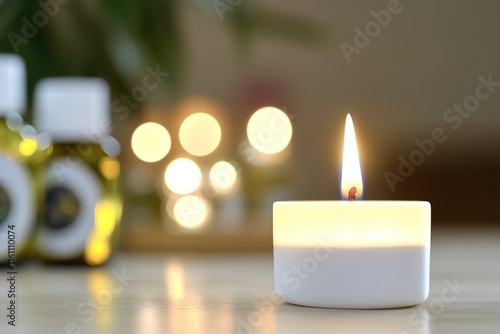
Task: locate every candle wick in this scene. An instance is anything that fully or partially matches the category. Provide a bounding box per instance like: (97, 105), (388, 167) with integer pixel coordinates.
(348, 187), (357, 201)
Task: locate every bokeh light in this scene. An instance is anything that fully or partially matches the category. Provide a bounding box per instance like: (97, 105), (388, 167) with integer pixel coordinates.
(165, 195), (178, 222)
(131, 122), (171, 163)
(99, 157), (120, 180)
(84, 236), (110, 266)
(84, 200), (116, 266)
(164, 158), (202, 195)
(209, 161), (237, 193)
(173, 195), (209, 229)
(94, 200), (117, 238)
(247, 106), (292, 154)
(19, 138), (38, 156)
(179, 113), (221, 156)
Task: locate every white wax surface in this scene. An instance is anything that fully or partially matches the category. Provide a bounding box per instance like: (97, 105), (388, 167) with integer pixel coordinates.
(273, 200), (431, 308)
(274, 245), (430, 309)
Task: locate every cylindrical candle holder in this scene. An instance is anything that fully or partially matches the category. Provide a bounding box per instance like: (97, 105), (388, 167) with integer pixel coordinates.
(273, 201), (431, 309)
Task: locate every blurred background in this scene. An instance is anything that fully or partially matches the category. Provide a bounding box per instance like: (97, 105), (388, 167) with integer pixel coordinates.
(1, 0), (499, 252)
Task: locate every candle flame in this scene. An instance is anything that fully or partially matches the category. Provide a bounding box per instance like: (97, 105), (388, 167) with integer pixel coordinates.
(341, 113), (363, 200)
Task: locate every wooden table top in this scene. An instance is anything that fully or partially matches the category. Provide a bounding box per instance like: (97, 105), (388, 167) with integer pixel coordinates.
(2, 226), (499, 333)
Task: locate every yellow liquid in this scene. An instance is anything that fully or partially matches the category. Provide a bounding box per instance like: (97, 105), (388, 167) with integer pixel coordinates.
(0, 117), (51, 263)
(34, 142), (122, 265)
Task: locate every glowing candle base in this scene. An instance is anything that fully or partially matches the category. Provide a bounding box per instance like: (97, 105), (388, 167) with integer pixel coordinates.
(273, 201), (431, 309)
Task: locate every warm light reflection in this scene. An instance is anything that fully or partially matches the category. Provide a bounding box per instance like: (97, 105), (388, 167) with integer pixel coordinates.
(94, 200), (116, 238)
(84, 200), (115, 266)
(99, 157), (120, 180)
(179, 113), (221, 156)
(137, 309), (161, 334)
(213, 302), (235, 334)
(165, 260), (185, 300)
(168, 306), (205, 334)
(209, 161), (237, 193)
(87, 270), (112, 305)
(247, 106), (292, 154)
(84, 236), (110, 266)
(19, 138), (37, 156)
(173, 195), (209, 229)
(164, 158), (202, 195)
(87, 270), (114, 329)
(341, 113), (363, 200)
(131, 122), (171, 163)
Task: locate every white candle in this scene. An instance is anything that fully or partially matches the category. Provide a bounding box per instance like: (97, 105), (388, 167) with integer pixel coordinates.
(273, 114), (431, 309)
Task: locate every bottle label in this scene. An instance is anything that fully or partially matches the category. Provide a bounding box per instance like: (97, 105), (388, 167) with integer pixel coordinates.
(0, 185), (10, 225)
(44, 186), (81, 230)
(34, 159), (103, 259)
(0, 154), (35, 262)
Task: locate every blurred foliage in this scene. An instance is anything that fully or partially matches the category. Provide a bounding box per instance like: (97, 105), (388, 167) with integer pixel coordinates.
(0, 0), (326, 106)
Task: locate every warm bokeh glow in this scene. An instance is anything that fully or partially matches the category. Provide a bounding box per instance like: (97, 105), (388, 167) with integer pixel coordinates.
(164, 158), (202, 195)
(341, 113), (363, 200)
(179, 113), (221, 156)
(209, 161), (237, 192)
(84, 236), (110, 266)
(84, 200), (116, 266)
(131, 122), (171, 162)
(173, 195), (209, 229)
(240, 141), (291, 166)
(247, 106), (292, 154)
(19, 138), (37, 156)
(94, 200), (116, 238)
(274, 201), (431, 247)
(99, 157), (120, 180)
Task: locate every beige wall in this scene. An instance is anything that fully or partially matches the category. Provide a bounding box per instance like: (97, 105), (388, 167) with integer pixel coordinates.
(177, 0), (500, 222)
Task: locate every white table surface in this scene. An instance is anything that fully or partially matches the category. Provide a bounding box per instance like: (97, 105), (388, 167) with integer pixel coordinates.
(1, 227), (499, 334)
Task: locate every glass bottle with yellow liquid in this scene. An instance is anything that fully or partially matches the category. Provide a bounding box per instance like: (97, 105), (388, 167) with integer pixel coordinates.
(32, 78), (122, 265)
(0, 54), (51, 265)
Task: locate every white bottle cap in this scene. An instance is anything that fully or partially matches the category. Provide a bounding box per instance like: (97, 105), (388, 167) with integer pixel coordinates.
(0, 54), (26, 115)
(33, 77), (111, 142)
